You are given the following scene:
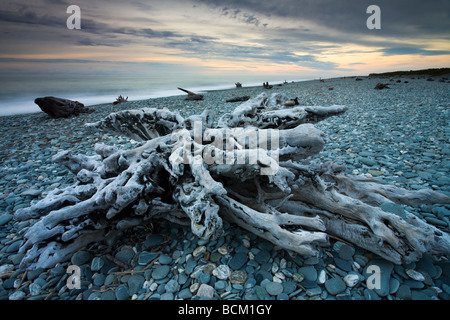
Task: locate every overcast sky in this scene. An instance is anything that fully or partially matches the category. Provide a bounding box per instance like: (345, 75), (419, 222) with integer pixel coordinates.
(0, 0), (449, 78)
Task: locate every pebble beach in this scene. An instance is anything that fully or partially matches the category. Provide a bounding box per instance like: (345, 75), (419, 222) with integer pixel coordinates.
(0, 75), (449, 301)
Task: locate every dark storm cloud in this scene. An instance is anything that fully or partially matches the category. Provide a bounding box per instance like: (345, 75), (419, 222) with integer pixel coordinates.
(195, 0), (450, 39)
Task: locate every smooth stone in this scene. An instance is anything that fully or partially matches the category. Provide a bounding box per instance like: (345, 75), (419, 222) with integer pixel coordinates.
(165, 279), (179, 293)
(255, 286), (268, 300)
(229, 270), (247, 284)
(115, 248), (135, 265)
(93, 273), (106, 286)
(152, 265), (171, 280)
(185, 259), (197, 275)
(229, 252), (248, 270)
(128, 275), (145, 296)
(405, 269), (425, 282)
(196, 284), (215, 299)
(101, 290), (116, 300)
(213, 265), (231, 280)
(178, 288), (193, 299)
(199, 272), (211, 284)
(255, 270), (272, 284)
(266, 281), (283, 296)
(396, 284), (411, 300)
(411, 290), (432, 300)
(214, 280), (227, 291)
(71, 251), (91, 266)
(158, 254), (172, 265)
(9, 290), (26, 300)
(115, 284), (129, 300)
(144, 235), (164, 249)
(138, 251), (159, 265)
(91, 257), (105, 272)
(6, 240), (23, 253)
(389, 277), (400, 294)
(305, 286), (322, 297)
(333, 241), (355, 260)
(298, 266), (317, 282)
(324, 277), (346, 295)
(282, 281), (297, 295)
(0, 214), (13, 226)
(193, 246), (206, 258)
(255, 250), (271, 264)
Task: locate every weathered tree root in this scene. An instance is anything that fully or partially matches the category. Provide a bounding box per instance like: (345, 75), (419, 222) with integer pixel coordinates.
(15, 92), (450, 270)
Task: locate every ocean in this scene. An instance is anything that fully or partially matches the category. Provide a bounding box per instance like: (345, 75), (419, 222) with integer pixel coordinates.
(0, 74), (307, 116)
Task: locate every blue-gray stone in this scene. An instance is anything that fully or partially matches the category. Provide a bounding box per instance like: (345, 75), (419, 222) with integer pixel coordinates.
(91, 257), (105, 272)
(93, 274), (106, 286)
(185, 259), (197, 275)
(127, 275), (145, 296)
(101, 290), (116, 300)
(229, 252), (248, 270)
(152, 265), (171, 280)
(396, 284), (411, 300)
(165, 279), (179, 293)
(334, 257), (353, 272)
(71, 251), (91, 266)
(215, 280), (227, 291)
(324, 277), (346, 295)
(6, 240), (23, 253)
(158, 254), (172, 265)
(266, 282), (283, 296)
(333, 241), (355, 260)
(298, 266), (317, 282)
(199, 272), (211, 284)
(115, 284), (129, 300)
(277, 293), (290, 300)
(411, 290), (432, 300)
(144, 235), (164, 249)
(178, 288), (193, 299)
(0, 214), (13, 226)
(255, 250), (271, 264)
(282, 281), (297, 295)
(115, 248), (135, 265)
(138, 251), (158, 266)
(255, 286), (268, 300)
(416, 256), (438, 278)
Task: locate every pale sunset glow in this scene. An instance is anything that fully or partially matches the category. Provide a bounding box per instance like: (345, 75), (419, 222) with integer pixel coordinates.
(0, 0), (448, 79)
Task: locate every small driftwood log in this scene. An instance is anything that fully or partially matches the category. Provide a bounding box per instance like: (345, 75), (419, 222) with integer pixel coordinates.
(177, 88), (204, 101)
(35, 97), (94, 119)
(226, 96), (250, 103)
(112, 95), (128, 105)
(15, 92), (450, 270)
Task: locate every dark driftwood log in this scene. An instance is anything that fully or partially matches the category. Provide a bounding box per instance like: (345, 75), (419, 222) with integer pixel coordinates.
(34, 97), (94, 118)
(15, 92), (450, 270)
(177, 88), (204, 101)
(226, 96), (250, 103)
(112, 95), (128, 105)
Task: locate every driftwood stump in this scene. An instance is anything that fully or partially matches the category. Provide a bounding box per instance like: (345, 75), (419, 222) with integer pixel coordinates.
(35, 97), (94, 118)
(15, 92), (450, 270)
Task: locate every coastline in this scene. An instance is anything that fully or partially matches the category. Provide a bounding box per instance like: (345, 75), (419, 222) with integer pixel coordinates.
(0, 75), (449, 301)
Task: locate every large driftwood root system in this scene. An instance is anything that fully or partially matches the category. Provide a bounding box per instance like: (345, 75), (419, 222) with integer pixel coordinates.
(15, 93), (450, 270)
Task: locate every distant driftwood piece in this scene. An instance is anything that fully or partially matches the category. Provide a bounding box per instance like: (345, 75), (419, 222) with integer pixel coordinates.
(235, 82), (242, 88)
(35, 97), (94, 119)
(177, 87), (204, 101)
(112, 95), (128, 105)
(15, 92), (450, 270)
(226, 95), (250, 103)
(375, 83), (390, 90)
